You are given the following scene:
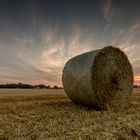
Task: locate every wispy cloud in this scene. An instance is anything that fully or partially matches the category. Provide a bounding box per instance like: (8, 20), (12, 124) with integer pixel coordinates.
(1, 0), (140, 86)
(111, 21), (140, 60)
(0, 24), (94, 86)
(101, 0), (121, 22)
(1, 20), (140, 86)
(39, 25), (94, 85)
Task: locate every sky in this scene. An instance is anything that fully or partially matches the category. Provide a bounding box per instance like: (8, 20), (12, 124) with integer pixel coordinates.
(0, 0), (140, 86)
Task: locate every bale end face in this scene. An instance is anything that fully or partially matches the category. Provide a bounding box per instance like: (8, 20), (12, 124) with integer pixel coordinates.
(91, 46), (133, 110)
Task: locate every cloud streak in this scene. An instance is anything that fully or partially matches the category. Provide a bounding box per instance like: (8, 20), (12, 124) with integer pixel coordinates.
(101, 0), (121, 22)
(0, 24), (94, 86)
(1, 20), (140, 86)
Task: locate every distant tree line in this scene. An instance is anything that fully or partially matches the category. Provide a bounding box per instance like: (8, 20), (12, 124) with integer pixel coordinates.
(1, 83), (138, 89)
(133, 85), (140, 88)
(0, 83), (63, 89)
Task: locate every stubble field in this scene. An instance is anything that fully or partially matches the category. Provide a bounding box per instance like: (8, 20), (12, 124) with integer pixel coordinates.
(0, 89), (140, 140)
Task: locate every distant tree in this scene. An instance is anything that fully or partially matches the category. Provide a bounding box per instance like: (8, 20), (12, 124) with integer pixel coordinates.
(34, 84), (47, 89)
(46, 85), (51, 89)
(134, 85), (139, 88)
(53, 85), (59, 89)
(39, 84), (47, 89)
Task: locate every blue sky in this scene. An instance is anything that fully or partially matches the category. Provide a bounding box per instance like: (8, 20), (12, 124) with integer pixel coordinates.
(0, 0), (140, 86)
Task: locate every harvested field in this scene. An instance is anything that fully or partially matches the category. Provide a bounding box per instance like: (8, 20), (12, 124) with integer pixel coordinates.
(0, 89), (140, 140)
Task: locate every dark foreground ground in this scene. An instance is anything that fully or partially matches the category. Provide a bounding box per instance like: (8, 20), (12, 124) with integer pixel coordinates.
(0, 89), (140, 140)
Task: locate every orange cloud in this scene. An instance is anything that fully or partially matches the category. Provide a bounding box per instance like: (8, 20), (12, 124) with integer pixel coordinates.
(134, 76), (140, 85)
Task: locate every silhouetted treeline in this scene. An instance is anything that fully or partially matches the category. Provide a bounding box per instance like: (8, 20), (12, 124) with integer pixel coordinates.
(133, 85), (140, 88)
(0, 83), (63, 89)
(0, 83), (138, 89)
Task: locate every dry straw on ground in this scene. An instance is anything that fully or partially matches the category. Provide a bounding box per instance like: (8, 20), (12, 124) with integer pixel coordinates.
(0, 89), (140, 140)
(62, 46), (134, 110)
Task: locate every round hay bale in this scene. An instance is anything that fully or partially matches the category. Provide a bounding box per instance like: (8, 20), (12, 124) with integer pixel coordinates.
(62, 46), (133, 110)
